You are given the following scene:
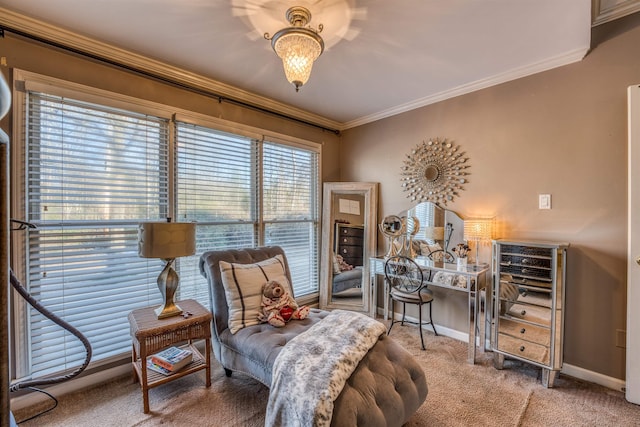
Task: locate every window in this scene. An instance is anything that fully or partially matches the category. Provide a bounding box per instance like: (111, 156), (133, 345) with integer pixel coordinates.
(12, 71), (320, 381)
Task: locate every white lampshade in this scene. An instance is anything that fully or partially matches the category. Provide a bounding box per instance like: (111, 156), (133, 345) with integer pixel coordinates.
(138, 222), (196, 259)
(463, 218), (494, 242)
(424, 226), (445, 241)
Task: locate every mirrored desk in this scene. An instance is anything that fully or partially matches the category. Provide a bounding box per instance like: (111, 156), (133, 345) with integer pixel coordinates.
(370, 256), (490, 364)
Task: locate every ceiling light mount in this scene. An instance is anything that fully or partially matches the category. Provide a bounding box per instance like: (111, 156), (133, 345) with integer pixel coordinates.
(264, 6), (324, 92)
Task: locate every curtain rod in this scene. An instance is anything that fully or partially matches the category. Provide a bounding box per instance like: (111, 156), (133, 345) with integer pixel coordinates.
(0, 26), (341, 136)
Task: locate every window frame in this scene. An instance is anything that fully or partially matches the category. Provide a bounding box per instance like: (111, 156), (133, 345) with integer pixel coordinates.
(10, 69), (322, 381)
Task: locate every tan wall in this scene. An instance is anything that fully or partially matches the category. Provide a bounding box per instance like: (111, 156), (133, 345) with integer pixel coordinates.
(340, 13), (640, 380)
(0, 35), (341, 180)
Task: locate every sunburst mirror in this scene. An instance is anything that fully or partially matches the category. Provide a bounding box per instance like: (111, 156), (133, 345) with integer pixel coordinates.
(400, 137), (470, 206)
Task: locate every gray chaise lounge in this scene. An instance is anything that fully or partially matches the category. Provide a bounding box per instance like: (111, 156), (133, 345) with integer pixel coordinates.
(199, 246), (427, 426)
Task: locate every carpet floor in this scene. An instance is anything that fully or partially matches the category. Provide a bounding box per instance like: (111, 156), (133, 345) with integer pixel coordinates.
(13, 325), (640, 426)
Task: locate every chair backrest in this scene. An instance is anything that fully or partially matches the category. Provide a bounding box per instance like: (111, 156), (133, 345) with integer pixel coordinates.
(198, 246), (293, 338)
(384, 255), (426, 295)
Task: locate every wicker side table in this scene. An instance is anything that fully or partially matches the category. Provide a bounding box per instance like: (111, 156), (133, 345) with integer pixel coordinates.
(128, 299), (212, 413)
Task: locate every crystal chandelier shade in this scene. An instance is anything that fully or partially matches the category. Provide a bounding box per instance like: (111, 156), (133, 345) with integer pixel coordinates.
(266, 6), (324, 92)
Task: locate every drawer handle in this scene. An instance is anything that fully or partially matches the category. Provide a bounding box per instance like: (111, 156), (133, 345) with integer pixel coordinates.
(520, 328), (526, 334)
(342, 238), (348, 243)
(519, 346), (525, 352)
(520, 310), (527, 316)
(522, 258), (529, 264)
(342, 249), (347, 254)
(522, 290), (528, 297)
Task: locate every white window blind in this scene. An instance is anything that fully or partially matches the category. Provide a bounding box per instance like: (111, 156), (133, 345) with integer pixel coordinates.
(22, 92), (169, 378)
(174, 122), (258, 304)
(262, 141), (319, 296)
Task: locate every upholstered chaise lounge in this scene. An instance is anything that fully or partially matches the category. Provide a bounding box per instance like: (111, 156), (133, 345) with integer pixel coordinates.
(199, 246), (427, 426)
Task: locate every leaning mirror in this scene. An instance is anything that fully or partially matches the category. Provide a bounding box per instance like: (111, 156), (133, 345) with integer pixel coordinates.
(319, 182), (378, 317)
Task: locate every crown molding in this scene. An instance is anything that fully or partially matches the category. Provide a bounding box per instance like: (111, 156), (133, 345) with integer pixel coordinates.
(341, 45), (589, 130)
(0, 7), (342, 132)
(592, 0), (640, 26)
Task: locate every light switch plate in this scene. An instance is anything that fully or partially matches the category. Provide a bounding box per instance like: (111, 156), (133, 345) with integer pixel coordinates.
(539, 194), (551, 209)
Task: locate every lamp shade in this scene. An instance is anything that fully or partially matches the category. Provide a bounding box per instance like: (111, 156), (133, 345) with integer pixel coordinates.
(424, 226), (445, 241)
(463, 218), (493, 242)
(138, 222), (196, 259)
(267, 6), (324, 92)
(273, 29), (323, 89)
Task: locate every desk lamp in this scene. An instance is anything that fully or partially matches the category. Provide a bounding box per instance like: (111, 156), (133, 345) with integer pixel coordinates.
(138, 220), (196, 319)
(463, 218), (494, 265)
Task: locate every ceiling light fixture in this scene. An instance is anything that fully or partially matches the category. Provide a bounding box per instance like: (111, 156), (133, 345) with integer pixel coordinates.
(264, 6), (324, 92)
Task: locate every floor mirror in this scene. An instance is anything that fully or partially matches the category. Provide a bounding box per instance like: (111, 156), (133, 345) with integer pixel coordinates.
(319, 182), (378, 317)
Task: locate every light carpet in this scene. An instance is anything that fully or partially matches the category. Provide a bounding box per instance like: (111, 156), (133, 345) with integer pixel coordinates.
(13, 325), (640, 426)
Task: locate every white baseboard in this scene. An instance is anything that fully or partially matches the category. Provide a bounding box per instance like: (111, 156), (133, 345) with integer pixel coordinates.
(561, 363), (626, 392)
(378, 307), (626, 392)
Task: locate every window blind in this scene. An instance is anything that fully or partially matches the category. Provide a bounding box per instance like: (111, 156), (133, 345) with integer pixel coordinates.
(23, 92), (169, 378)
(174, 122), (257, 304)
(263, 141), (319, 296)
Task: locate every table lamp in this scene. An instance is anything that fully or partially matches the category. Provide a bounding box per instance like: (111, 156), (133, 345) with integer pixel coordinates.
(423, 226), (445, 242)
(463, 217), (494, 265)
(138, 220), (196, 319)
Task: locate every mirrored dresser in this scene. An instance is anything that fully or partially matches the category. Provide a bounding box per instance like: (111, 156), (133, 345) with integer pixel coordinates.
(491, 239), (568, 387)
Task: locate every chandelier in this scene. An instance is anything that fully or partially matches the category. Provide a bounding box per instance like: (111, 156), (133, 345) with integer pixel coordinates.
(264, 6), (324, 92)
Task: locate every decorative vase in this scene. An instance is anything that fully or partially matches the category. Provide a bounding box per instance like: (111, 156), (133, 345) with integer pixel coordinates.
(456, 257), (467, 271)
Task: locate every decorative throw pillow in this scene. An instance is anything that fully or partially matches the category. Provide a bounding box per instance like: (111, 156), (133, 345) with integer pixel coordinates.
(219, 255), (292, 334)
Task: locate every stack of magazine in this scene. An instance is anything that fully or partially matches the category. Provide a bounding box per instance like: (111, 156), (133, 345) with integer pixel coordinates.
(147, 346), (193, 375)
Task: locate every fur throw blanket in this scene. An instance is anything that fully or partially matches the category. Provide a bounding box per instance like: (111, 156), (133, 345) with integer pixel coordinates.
(265, 310), (387, 427)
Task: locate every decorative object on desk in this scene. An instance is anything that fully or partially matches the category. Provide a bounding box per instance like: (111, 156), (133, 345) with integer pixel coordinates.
(453, 243), (469, 259)
(453, 243), (469, 270)
(463, 217), (494, 264)
(401, 216), (420, 258)
(456, 256), (468, 271)
(379, 215), (404, 258)
(150, 346), (193, 372)
(138, 219), (196, 319)
(400, 137), (470, 206)
(423, 225), (445, 242)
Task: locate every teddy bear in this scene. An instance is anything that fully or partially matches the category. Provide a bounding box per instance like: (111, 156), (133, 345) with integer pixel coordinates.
(258, 280), (309, 327)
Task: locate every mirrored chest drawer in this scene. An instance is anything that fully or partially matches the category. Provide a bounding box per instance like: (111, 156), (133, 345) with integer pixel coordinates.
(334, 224), (364, 266)
(492, 239), (568, 387)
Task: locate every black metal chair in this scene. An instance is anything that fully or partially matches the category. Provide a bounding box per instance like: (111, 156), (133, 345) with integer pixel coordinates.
(384, 255), (438, 350)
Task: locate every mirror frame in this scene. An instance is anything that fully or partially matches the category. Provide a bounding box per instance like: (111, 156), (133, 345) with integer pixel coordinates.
(319, 182), (378, 317)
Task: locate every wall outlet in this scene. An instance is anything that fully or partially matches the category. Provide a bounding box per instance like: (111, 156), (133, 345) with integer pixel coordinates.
(616, 329), (626, 348)
(539, 194), (551, 209)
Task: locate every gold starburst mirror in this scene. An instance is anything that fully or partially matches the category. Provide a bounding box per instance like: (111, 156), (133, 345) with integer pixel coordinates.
(400, 138), (470, 206)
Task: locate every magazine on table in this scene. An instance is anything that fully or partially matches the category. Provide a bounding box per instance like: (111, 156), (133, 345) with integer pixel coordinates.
(150, 346), (193, 372)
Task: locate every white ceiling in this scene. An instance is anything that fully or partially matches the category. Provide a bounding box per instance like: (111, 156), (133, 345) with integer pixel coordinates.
(0, 1), (635, 130)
